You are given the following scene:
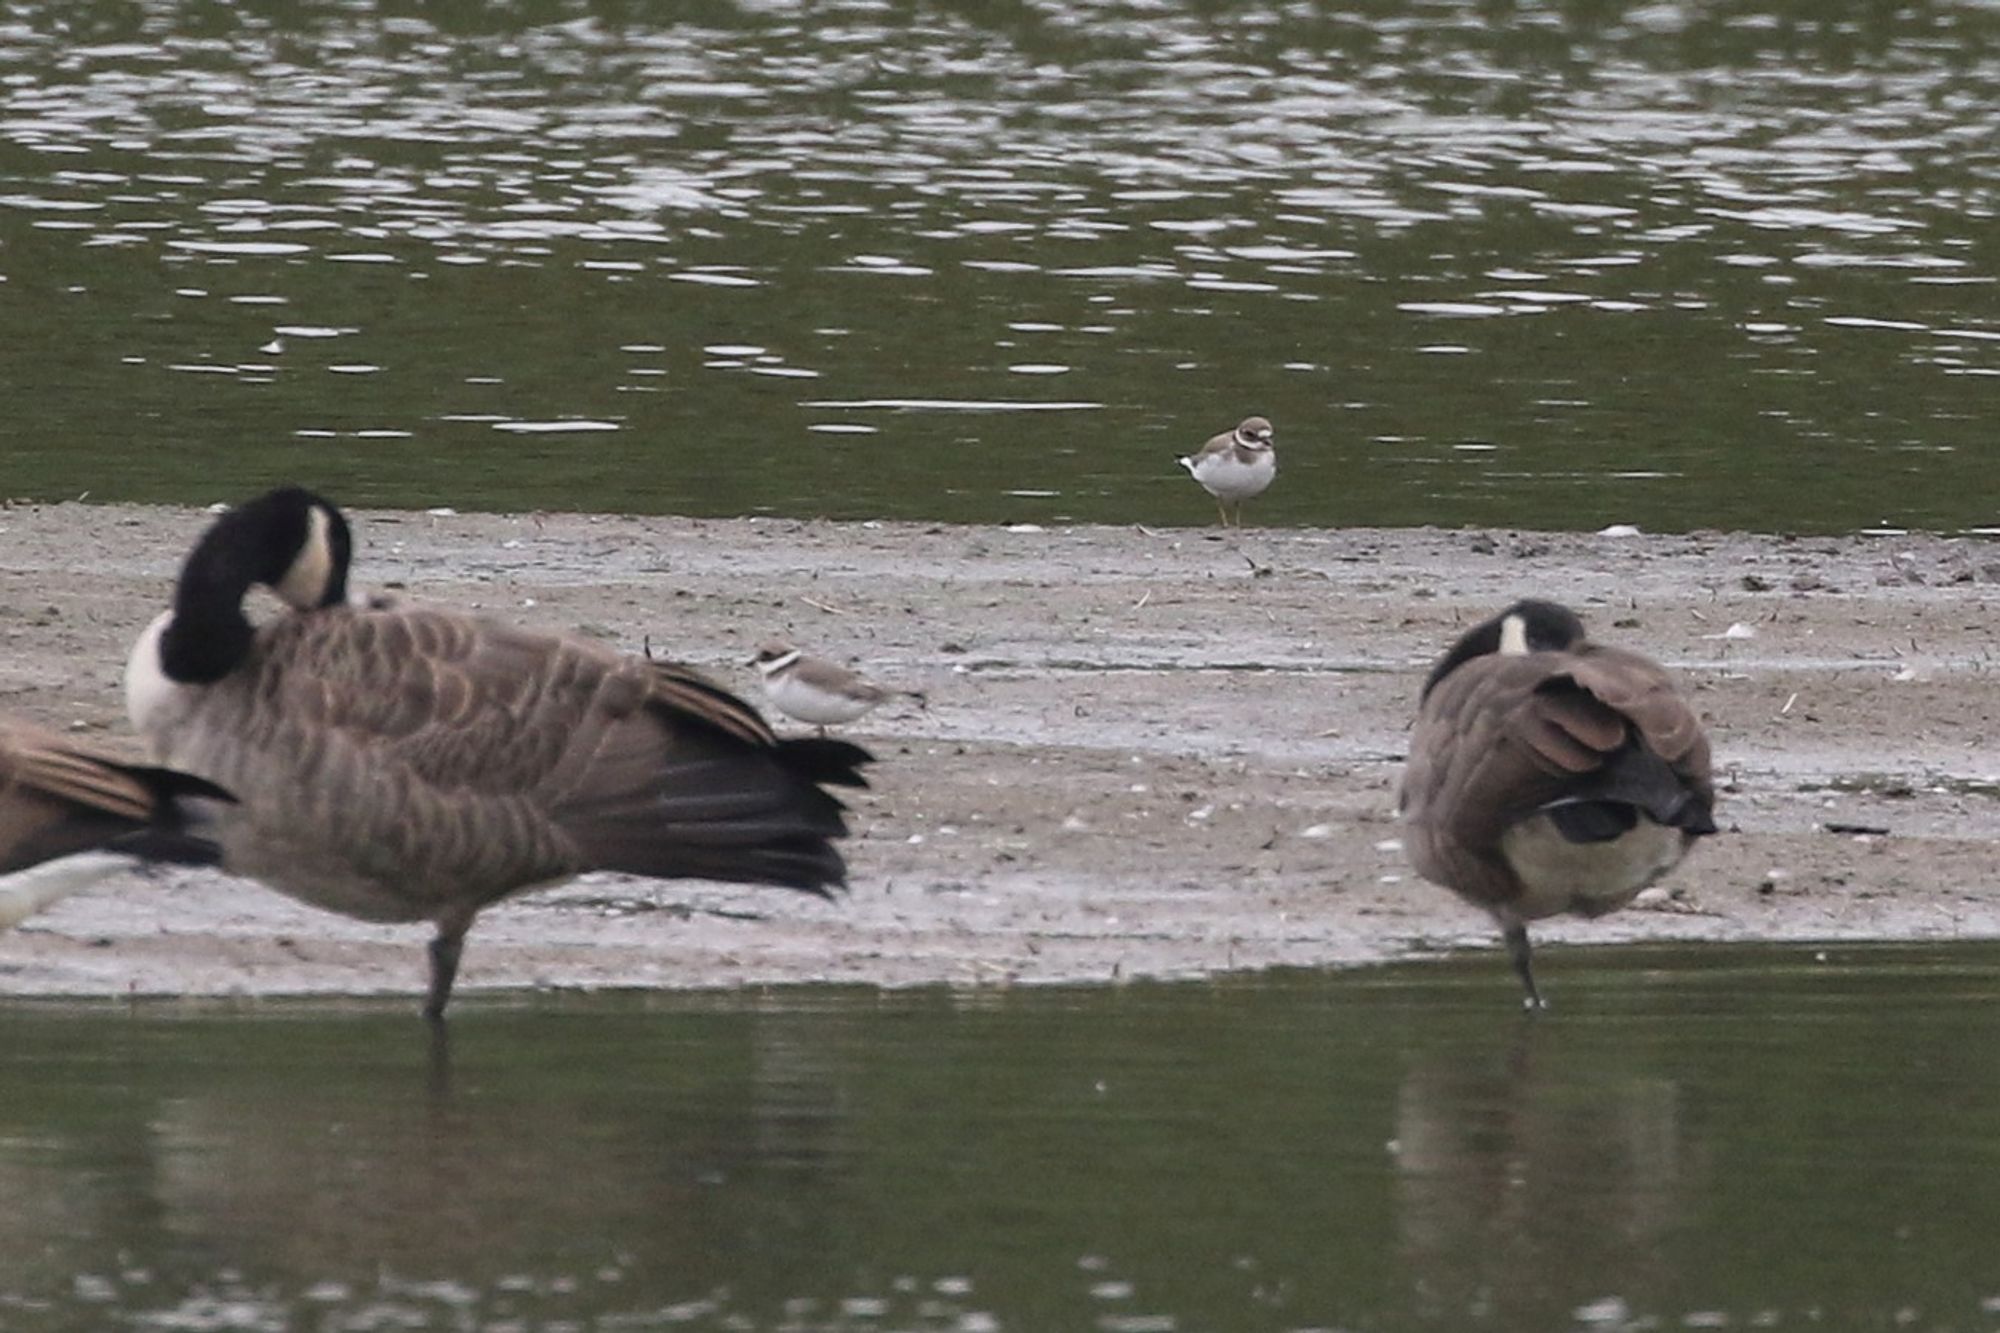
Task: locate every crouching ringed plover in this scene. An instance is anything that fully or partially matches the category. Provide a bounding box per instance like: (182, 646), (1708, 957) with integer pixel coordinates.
(750, 641), (926, 734)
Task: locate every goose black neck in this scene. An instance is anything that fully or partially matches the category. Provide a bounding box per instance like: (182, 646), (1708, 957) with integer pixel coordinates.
(1421, 622), (1501, 701)
(159, 545), (262, 685)
(157, 488), (348, 685)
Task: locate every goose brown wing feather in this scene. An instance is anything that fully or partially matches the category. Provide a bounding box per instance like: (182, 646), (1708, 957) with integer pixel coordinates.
(1400, 645), (1711, 909)
(7, 735), (156, 823)
(257, 608), (649, 796)
(173, 605), (864, 914)
(267, 609), (746, 785)
(1, 725), (150, 873)
(1403, 655), (1597, 865)
(1518, 683), (1627, 772)
(1565, 647), (1710, 772)
(546, 662), (861, 892)
(644, 658), (778, 747)
(0, 719), (231, 874)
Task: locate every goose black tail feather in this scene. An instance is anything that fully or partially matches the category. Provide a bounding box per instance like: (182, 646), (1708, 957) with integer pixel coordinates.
(1544, 801), (1640, 844)
(105, 827), (227, 867)
(0, 766), (234, 875)
(562, 740), (871, 896)
(583, 828), (850, 898)
(667, 836), (849, 899)
(775, 737), (874, 790)
(105, 767), (235, 867)
(128, 766), (237, 805)
(1541, 740), (1715, 844)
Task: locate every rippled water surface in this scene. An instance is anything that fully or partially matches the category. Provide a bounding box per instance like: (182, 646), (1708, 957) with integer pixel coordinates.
(7, 944), (2000, 1331)
(0, 1), (1995, 531)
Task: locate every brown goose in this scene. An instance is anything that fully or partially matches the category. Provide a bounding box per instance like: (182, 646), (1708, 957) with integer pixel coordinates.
(125, 487), (871, 1021)
(1398, 600), (1717, 1009)
(0, 717), (230, 927)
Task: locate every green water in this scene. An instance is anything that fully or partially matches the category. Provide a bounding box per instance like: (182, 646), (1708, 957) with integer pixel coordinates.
(0, 0), (1996, 533)
(6, 943), (2000, 1331)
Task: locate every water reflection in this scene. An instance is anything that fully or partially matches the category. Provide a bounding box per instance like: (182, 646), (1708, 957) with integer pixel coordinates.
(0, 999), (864, 1329)
(1394, 1021), (1705, 1326)
(0, 0), (1991, 530)
(7, 950), (2000, 1329)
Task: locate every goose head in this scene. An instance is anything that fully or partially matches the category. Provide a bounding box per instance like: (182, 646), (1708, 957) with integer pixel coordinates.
(1420, 599), (1586, 703)
(154, 487), (353, 686)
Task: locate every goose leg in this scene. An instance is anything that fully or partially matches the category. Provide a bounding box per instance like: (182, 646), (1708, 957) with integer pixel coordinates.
(1503, 922), (1547, 1011)
(424, 926), (467, 1024)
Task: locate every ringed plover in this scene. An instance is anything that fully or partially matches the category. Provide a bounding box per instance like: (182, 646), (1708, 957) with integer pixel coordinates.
(750, 641), (925, 734)
(1178, 415), (1277, 527)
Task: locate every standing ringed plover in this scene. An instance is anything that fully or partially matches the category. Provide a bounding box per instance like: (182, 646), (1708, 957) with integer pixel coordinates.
(1178, 415), (1277, 527)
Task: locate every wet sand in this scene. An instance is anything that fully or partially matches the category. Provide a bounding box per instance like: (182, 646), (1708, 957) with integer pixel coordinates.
(2, 501), (1997, 1005)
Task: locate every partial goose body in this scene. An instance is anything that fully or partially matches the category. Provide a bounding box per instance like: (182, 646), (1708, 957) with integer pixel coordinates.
(1177, 415), (1277, 526)
(749, 641), (924, 733)
(1398, 600), (1716, 1008)
(127, 487), (872, 1020)
(0, 716), (230, 927)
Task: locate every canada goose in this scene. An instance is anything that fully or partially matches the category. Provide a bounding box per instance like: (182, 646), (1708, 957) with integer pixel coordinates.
(1177, 415), (1276, 527)
(125, 487), (872, 1021)
(1398, 600), (1717, 1009)
(748, 641), (926, 734)
(0, 716), (231, 927)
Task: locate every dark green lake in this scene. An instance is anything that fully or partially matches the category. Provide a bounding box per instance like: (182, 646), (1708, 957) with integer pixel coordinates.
(1, 0), (1995, 533)
(6, 942), (2000, 1331)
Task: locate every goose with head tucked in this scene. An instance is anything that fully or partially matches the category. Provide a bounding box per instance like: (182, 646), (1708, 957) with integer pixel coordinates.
(126, 487), (871, 1023)
(0, 716), (231, 928)
(1398, 599), (1717, 1009)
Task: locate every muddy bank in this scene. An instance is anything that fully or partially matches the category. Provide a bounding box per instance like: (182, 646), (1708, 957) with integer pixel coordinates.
(2, 501), (1997, 1005)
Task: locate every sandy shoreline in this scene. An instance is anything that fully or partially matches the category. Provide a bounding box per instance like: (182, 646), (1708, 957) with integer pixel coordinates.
(2, 501), (1997, 1005)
